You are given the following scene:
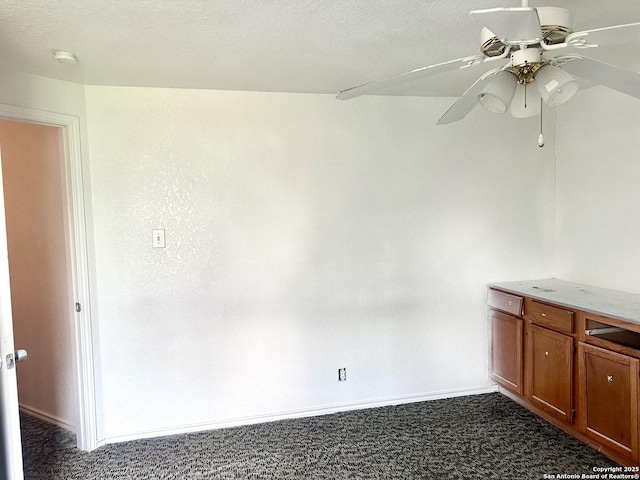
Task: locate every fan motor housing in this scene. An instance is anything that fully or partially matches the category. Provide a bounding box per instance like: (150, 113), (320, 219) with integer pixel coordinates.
(480, 6), (573, 57)
(508, 48), (545, 83)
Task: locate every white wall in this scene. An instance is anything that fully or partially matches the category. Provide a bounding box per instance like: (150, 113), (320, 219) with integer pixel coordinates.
(0, 70), (86, 120)
(0, 120), (74, 429)
(84, 86), (555, 440)
(555, 87), (640, 294)
(11, 66), (640, 445)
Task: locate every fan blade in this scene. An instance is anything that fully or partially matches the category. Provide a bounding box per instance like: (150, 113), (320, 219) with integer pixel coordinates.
(437, 68), (503, 125)
(560, 56), (640, 100)
(566, 22), (640, 49)
(470, 8), (542, 44)
(336, 55), (487, 100)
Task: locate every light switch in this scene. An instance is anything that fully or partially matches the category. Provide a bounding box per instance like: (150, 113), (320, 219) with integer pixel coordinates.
(152, 229), (166, 248)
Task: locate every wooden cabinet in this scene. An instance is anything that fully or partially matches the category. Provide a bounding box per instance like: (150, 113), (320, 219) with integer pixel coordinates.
(488, 280), (640, 467)
(578, 343), (639, 459)
(527, 324), (574, 422)
(489, 309), (523, 394)
(488, 290), (524, 395)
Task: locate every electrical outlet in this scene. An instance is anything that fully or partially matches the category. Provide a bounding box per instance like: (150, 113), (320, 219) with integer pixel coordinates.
(338, 367), (347, 382)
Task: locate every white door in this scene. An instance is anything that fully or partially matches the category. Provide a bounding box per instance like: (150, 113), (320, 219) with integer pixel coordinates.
(0, 147), (24, 480)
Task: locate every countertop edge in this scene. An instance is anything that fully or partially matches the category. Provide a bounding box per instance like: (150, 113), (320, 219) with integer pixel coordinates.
(487, 279), (640, 327)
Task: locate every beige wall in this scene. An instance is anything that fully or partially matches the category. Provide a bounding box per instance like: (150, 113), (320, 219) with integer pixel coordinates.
(0, 119), (75, 430)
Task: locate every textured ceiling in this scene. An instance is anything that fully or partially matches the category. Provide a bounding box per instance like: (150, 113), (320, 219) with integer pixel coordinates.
(2, 0), (640, 97)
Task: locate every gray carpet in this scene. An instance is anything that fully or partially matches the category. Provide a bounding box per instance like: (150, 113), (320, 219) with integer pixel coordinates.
(21, 393), (618, 479)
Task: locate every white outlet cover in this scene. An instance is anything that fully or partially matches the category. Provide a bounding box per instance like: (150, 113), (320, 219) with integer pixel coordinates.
(152, 229), (165, 248)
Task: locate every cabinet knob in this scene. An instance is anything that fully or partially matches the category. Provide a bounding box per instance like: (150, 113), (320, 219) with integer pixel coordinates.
(508, 300), (513, 306)
(541, 313), (547, 317)
(545, 351), (549, 356)
(607, 375), (613, 384)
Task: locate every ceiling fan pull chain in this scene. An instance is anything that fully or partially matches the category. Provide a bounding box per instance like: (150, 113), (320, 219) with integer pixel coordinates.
(538, 98), (545, 148)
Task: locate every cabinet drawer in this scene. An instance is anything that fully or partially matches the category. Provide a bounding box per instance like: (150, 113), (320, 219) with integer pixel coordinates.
(488, 289), (523, 317)
(529, 300), (574, 334)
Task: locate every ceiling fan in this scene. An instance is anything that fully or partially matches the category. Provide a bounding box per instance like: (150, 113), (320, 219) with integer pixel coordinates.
(337, 1), (640, 128)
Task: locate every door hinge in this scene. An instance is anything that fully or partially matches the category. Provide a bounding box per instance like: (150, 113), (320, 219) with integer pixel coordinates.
(75, 302), (82, 313)
(572, 344), (576, 354)
(571, 409), (576, 420)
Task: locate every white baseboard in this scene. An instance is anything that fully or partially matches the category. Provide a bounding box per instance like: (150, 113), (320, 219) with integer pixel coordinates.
(19, 404), (76, 434)
(106, 384), (499, 445)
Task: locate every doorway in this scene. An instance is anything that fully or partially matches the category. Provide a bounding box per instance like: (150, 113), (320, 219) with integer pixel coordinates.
(0, 104), (98, 454)
(0, 119), (77, 438)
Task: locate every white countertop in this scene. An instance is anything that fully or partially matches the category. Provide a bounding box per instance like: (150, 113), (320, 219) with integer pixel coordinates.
(489, 278), (640, 326)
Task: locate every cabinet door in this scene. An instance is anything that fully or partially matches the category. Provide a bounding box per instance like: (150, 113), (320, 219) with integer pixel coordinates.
(489, 309), (523, 395)
(527, 325), (574, 422)
(578, 343), (639, 460)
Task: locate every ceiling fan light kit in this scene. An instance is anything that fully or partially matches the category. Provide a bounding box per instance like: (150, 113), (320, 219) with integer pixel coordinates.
(478, 71), (517, 113)
(337, 1), (640, 137)
(534, 64), (579, 107)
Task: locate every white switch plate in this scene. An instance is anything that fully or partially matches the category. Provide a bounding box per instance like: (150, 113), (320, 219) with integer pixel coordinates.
(152, 229), (165, 248)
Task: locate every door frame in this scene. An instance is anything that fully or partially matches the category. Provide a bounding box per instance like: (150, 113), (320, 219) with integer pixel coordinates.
(0, 103), (99, 451)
